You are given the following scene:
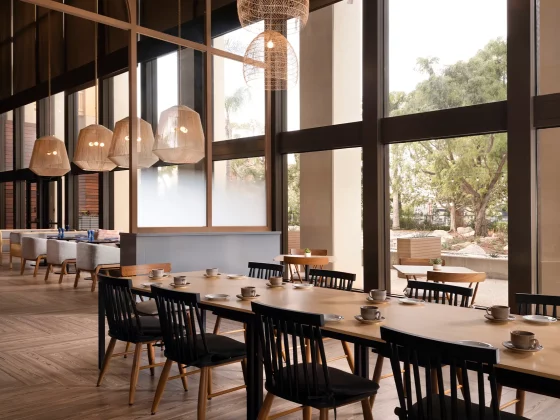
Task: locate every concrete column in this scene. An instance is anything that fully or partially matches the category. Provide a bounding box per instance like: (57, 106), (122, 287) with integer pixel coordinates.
(538, 0), (560, 294)
(299, 2), (364, 289)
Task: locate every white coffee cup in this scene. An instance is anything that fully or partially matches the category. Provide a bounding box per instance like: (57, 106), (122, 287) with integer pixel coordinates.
(361, 305), (382, 321)
(206, 268), (219, 276)
(241, 286), (257, 297)
(369, 289), (387, 301)
(151, 268), (164, 278)
(174, 275), (187, 285)
(269, 276), (283, 286)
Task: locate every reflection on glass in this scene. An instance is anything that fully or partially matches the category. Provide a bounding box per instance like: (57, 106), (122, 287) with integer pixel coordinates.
(213, 29), (265, 141)
(389, 136), (508, 305)
(388, 0), (506, 116)
(138, 164), (206, 227)
(539, 0), (560, 94)
(212, 157), (266, 226)
(1, 111), (13, 171)
(538, 129), (560, 295)
(3, 181), (13, 228)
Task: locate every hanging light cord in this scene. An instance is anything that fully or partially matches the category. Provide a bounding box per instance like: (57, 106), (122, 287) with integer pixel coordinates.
(47, 10), (51, 135)
(94, 2), (98, 125)
(178, 0), (181, 106)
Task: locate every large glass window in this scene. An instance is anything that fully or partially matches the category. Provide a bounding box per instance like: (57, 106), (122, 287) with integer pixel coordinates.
(538, 129), (560, 295)
(287, 149), (364, 289)
(213, 29), (265, 141)
(388, 0), (506, 116)
(538, 0), (560, 94)
(22, 102), (37, 168)
(287, 1), (362, 131)
(389, 136), (508, 306)
(1, 111), (13, 171)
(212, 157), (267, 226)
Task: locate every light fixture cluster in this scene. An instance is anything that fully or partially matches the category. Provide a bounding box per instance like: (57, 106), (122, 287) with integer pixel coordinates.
(239, 0), (309, 91)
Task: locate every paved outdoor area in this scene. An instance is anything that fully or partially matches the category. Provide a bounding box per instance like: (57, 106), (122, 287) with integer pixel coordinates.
(390, 269), (508, 308)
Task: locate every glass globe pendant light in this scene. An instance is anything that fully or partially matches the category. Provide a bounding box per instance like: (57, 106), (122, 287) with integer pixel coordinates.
(152, 0), (205, 164)
(29, 11), (70, 177)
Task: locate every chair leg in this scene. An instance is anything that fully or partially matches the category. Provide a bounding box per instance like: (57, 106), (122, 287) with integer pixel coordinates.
(129, 343), (142, 405)
(44, 264), (52, 282)
(319, 408), (329, 420)
(213, 316), (222, 334)
(240, 359), (247, 385)
(97, 337), (117, 386)
(33, 256), (42, 277)
(9, 253), (12, 269)
(197, 367), (209, 420)
(257, 392), (275, 420)
(91, 270), (99, 292)
(370, 354), (384, 408)
(207, 368), (213, 400)
(471, 283), (481, 306)
(341, 341), (354, 372)
(361, 398), (374, 420)
(124, 342), (131, 358)
(58, 262), (67, 284)
(302, 406), (312, 420)
(20, 259), (26, 275)
(177, 363), (188, 391)
(147, 343), (156, 376)
(74, 269), (81, 288)
(151, 358), (173, 414)
(515, 390), (526, 416)
(496, 384), (503, 406)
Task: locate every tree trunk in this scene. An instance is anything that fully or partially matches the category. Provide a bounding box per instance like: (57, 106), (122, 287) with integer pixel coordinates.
(392, 191), (400, 229)
(474, 204), (488, 237)
(449, 204), (456, 232)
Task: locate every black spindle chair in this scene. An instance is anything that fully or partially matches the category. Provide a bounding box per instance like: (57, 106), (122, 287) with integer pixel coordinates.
(309, 269), (356, 371)
(96, 274), (164, 405)
(253, 302), (378, 420)
(248, 261), (284, 279)
(407, 280), (474, 308)
(381, 326), (528, 420)
(150, 286), (247, 417)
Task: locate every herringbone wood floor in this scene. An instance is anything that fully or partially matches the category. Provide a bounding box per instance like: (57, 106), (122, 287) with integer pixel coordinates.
(0, 257), (559, 419)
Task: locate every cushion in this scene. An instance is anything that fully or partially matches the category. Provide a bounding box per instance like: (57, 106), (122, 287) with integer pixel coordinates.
(403, 394), (529, 420)
(268, 364), (379, 408)
(136, 300), (158, 316)
(170, 334), (246, 367)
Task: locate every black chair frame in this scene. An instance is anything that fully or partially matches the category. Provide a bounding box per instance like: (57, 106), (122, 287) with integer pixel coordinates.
(407, 280), (473, 308)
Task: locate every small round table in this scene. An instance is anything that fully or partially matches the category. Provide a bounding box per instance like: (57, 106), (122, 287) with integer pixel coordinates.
(274, 254), (335, 281)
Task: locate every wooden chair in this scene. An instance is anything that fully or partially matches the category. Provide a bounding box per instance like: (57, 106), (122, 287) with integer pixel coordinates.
(284, 255), (329, 283)
(497, 293), (560, 416)
(253, 302), (378, 420)
(289, 248), (328, 281)
(96, 274), (165, 405)
(427, 270), (486, 306)
(380, 326), (528, 420)
(406, 280), (474, 308)
(150, 286), (247, 417)
(309, 269), (356, 372)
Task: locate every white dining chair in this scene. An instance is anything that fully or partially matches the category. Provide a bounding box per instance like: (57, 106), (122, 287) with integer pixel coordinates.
(45, 240), (78, 284)
(20, 236), (48, 277)
(74, 243), (120, 292)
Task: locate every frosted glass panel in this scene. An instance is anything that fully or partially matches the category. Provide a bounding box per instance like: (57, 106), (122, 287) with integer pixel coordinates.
(212, 158), (266, 226)
(138, 163), (206, 227)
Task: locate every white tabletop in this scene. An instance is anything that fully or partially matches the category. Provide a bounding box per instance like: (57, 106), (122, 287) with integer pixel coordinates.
(393, 265), (476, 276)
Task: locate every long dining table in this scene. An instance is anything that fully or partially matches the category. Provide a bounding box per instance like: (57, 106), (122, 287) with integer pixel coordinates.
(98, 271), (560, 420)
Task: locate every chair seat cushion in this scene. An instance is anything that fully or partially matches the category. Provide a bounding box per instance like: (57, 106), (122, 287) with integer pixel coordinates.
(136, 300), (158, 316)
(267, 364), (379, 408)
(169, 334), (246, 367)
(109, 315), (161, 342)
(403, 394), (529, 420)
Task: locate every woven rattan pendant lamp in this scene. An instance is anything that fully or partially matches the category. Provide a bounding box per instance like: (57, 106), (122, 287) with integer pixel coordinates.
(73, 12), (116, 172)
(153, 0), (205, 164)
(29, 11), (70, 177)
(237, 0), (309, 34)
(243, 30), (298, 91)
(108, 117), (158, 168)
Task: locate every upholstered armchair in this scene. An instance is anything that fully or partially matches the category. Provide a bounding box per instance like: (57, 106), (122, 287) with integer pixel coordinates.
(75, 243), (120, 292)
(45, 240), (78, 284)
(21, 237), (48, 276)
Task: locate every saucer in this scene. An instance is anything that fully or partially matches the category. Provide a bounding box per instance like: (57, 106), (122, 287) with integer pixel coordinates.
(236, 294), (260, 301)
(169, 282), (190, 289)
(205, 294), (229, 301)
(485, 314), (516, 323)
(324, 314), (344, 322)
(293, 283), (314, 289)
(203, 273), (222, 278)
(457, 340), (494, 348)
(523, 315), (557, 324)
(148, 273), (170, 280)
(266, 282), (286, 288)
(141, 282), (161, 288)
(502, 341), (544, 353)
(399, 298), (425, 305)
(366, 296), (390, 304)
(354, 315), (385, 324)
(227, 274), (246, 279)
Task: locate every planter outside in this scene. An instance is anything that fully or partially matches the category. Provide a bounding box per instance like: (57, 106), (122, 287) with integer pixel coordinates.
(432, 264), (442, 271)
(304, 252), (311, 257)
(396, 236), (442, 278)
